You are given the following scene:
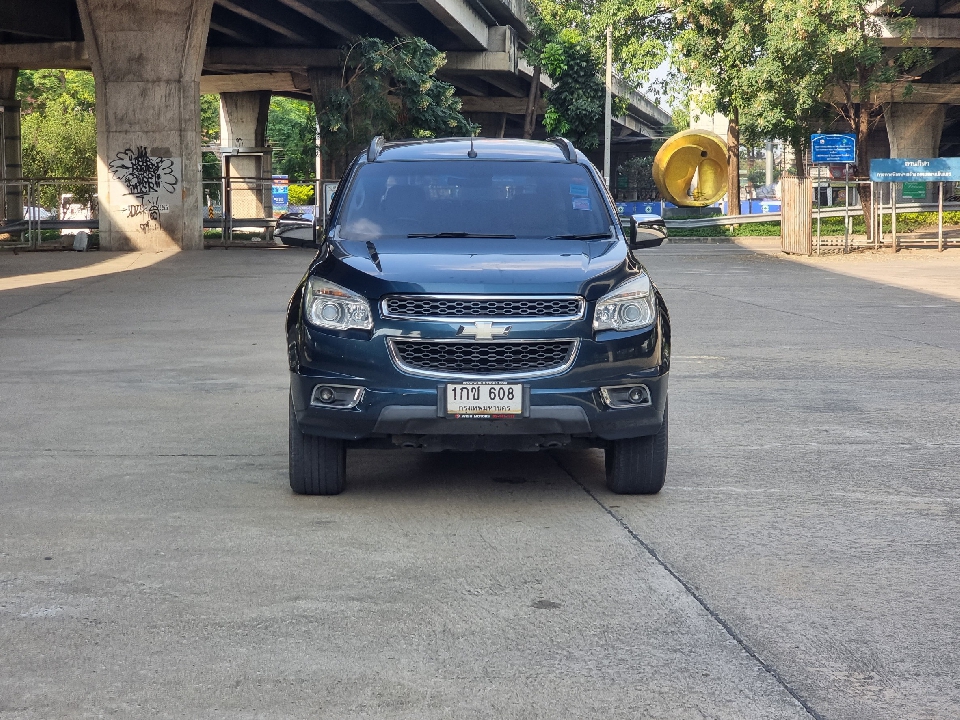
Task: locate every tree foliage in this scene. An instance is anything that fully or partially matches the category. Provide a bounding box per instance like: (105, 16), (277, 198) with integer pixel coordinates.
(670, 0), (931, 234)
(315, 37), (477, 173)
(268, 97), (318, 179)
(17, 70), (97, 206)
(529, 0), (670, 84)
(670, 0), (930, 174)
(539, 28), (610, 149)
(525, 0), (666, 149)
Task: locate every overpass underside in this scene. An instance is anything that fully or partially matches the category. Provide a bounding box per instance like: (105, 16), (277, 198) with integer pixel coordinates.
(0, 0), (669, 250)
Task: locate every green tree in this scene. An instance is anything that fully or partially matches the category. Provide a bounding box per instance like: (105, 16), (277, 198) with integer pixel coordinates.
(18, 69), (95, 114)
(539, 28), (608, 149)
(17, 70), (97, 207)
(268, 97), (318, 179)
(525, 0), (665, 148)
(314, 37), (477, 177)
(671, 0), (927, 231)
(671, 0), (767, 213)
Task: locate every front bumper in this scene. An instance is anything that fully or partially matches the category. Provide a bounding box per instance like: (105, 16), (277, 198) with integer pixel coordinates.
(290, 316), (668, 449)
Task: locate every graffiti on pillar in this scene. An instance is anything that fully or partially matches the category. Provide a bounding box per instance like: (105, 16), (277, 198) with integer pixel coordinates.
(108, 146), (179, 233)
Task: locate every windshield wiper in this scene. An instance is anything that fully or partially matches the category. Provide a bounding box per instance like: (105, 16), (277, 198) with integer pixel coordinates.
(407, 232), (516, 238)
(543, 232), (614, 240)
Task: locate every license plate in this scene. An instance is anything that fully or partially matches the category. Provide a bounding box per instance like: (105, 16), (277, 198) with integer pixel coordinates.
(445, 382), (524, 418)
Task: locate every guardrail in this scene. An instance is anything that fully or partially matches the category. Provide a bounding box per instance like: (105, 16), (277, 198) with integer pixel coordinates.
(665, 201), (960, 229)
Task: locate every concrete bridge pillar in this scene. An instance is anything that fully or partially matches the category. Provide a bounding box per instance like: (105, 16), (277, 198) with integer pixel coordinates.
(219, 92), (272, 221)
(0, 68), (22, 228)
(75, 0), (214, 251)
(220, 92), (271, 149)
(309, 69), (341, 180)
(885, 103), (945, 203)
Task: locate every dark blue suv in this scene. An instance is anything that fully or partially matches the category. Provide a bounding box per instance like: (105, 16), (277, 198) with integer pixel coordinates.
(286, 137), (670, 495)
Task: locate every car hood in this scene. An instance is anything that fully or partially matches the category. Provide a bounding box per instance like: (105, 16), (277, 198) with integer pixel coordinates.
(320, 237), (633, 300)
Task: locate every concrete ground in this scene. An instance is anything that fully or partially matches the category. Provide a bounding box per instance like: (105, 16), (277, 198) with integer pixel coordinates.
(0, 243), (958, 719)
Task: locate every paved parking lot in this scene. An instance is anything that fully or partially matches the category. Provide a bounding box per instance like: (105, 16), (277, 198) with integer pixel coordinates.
(1, 243), (958, 719)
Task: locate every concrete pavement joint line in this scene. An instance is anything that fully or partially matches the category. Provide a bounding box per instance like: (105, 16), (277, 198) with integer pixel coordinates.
(668, 285), (959, 353)
(0, 285), (82, 323)
(0, 257), (156, 323)
(549, 453), (825, 720)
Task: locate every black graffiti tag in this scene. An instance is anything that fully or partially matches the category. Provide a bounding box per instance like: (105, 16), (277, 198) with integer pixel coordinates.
(108, 147), (179, 201)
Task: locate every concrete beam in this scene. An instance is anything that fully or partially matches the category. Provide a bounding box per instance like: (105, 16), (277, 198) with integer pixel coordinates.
(209, 6), (263, 45)
(204, 45), (518, 74)
(0, 0), (74, 40)
(204, 46), (340, 71)
(459, 96), (545, 113)
(444, 42), (517, 74)
(345, 0), (418, 38)
(438, 72), (491, 97)
(201, 72), (298, 93)
(0, 42), (91, 70)
(479, 72), (526, 98)
(217, 0), (320, 45)
(876, 17), (960, 47)
(826, 81), (960, 103)
(274, 0), (359, 41)
(478, 0), (533, 40)
(417, 0), (489, 50)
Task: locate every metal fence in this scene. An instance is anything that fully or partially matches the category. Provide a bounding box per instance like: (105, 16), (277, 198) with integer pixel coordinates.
(1, 178), (100, 250)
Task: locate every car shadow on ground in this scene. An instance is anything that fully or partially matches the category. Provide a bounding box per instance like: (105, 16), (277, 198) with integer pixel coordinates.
(334, 447), (607, 499)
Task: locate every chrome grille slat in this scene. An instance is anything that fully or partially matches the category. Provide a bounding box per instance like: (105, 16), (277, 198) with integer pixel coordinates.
(382, 294), (584, 321)
(387, 339), (579, 379)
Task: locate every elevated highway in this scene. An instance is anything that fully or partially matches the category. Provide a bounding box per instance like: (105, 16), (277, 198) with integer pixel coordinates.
(0, 0), (669, 250)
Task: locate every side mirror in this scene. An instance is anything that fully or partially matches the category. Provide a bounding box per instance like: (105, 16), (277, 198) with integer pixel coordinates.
(621, 213), (667, 249)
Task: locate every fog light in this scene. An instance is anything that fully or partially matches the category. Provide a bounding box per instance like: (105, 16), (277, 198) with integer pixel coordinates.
(310, 384), (365, 409)
(600, 384), (651, 409)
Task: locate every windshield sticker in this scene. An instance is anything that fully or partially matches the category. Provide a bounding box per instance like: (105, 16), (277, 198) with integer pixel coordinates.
(569, 184), (589, 196)
(572, 197), (591, 211)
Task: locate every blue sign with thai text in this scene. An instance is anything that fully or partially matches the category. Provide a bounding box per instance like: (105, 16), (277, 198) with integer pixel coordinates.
(811, 134), (856, 164)
(869, 157), (960, 182)
(272, 175), (289, 214)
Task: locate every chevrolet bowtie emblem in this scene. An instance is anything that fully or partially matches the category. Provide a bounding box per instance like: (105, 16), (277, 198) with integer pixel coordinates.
(457, 321), (512, 340)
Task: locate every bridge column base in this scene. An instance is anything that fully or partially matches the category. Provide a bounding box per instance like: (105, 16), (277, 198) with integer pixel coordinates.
(884, 103), (945, 203)
(0, 69), (23, 229)
(76, 0), (214, 251)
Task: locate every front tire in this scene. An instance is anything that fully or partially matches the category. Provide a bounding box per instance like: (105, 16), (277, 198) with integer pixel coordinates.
(605, 400), (668, 495)
(289, 395), (346, 495)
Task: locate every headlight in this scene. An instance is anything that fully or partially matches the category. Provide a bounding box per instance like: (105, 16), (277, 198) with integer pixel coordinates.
(304, 277), (373, 331)
(593, 273), (656, 331)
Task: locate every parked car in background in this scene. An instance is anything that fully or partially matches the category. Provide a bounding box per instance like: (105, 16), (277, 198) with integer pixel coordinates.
(275, 211), (317, 247)
(22, 206), (54, 221)
(286, 137), (670, 496)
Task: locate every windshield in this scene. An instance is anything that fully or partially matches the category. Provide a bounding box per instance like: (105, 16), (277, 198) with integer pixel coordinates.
(337, 160), (613, 240)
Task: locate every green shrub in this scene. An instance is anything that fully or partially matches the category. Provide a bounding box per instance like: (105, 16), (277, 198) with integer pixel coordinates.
(288, 184), (315, 206)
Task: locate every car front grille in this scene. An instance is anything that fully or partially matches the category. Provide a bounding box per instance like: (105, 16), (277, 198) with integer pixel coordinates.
(387, 339), (578, 378)
(382, 295), (584, 320)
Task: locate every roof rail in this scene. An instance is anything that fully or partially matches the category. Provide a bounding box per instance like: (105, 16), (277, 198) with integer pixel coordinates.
(547, 137), (578, 163)
(367, 135), (385, 163)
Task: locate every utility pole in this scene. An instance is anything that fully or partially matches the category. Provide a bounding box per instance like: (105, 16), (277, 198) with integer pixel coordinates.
(765, 140), (774, 187)
(604, 26), (612, 191)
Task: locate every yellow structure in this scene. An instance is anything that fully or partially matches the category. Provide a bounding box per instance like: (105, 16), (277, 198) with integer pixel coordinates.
(652, 130), (728, 207)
